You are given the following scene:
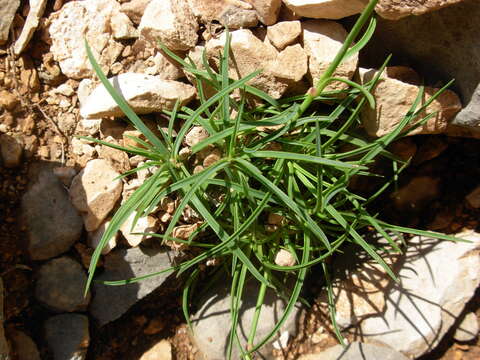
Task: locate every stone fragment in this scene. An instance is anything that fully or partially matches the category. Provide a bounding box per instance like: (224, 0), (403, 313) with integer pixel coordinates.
(9, 330), (41, 360)
(185, 126), (209, 147)
(0, 0), (20, 45)
(144, 50), (184, 80)
(44, 314), (89, 360)
(0, 134), (23, 168)
(358, 68), (462, 137)
(299, 342), (409, 360)
(90, 247), (174, 325)
(466, 186), (480, 209)
(97, 137), (131, 173)
(120, 212), (159, 247)
(245, 0), (282, 25)
(283, 0), (367, 19)
(22, 164), (83, 260)
(267, 21), (301, 50)
(69, 159), (123, 232)
(14, 0), (48, 55)
(121, 0), (151, 25)
(53, 166), (77, 187)
(49, 0), (127, 79)
(302, 20), (358, 92)
(80, 73), (196, 119)
(375, 0), (464, 20)
(219, 7), (259, 29)
(35, 257), (91, 312)
(0, 278), (9, 359)
(188, 0), (258, 29)
(275, 249), (296, 267)
(172, 223), (201, 241)
(0, 90), (19, 111)
(193, 280), (301, 360)
(110, 10), (137, 40)
(269, 44), (308, 82)
(357, 231), (480, 358)
(88, 218), (118, 255)
(454, 312), (479, 342)
(140, 340), (172, 360)
(77, 79), (96, 107)
(139, 0), (198, 51)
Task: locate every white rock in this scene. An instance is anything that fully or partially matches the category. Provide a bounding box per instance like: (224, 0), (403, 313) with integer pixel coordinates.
(284, 0), (367, 19)
(267, 20), (301, 50)
(302, 20), (358, 92)
(274, 249), (296, 267)
(454, 312), (479, 342)
(76, 119), (102, 136)
(110, 11), (138, 40)
(0, 0), (20, 45)
(70, 159), (123, 231)
(77, 79), (96, 107)
(245, 0), (282, 25)
(14, 0), (48, 55)
(358, 231), (480, 358)
(120, 212), (159, 247)
(88, 218), (118, 255)
(144, 50), (184, 80)
(49, 0), (128, 79)
(80, 73), (196, 119)
(375, 0), (464, 20)
(139, 0), (198, 51)
(185, 126), (209, 147)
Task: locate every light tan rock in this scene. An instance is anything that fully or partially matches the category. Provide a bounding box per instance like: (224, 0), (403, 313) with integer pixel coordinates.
(245, 0), (282, 25)
(121, 0), (151, 25)
(274, 249), (296, 267)
(88, 218), (118, 254)
(14, 0), (48, 55)
(140, 340), (172, 360)
(120, 212), (159, 247)
(185, 126), (209, 147)
(70, 159), (123, 231)
(302, 20), (359, 92)
(0, 0), (20, 45)
(110, 10), (138, 40)
(269, 44), (308, 82)
(172, 223), (201, 240)
(97, 136), (131, 173)
(267, 21), (301, 50)
(375, 0), (464, 20)
(80, 73), (196, 119)
(144, 50), (184, 80)
(139, 0), (198, 51)
(358, 68), (462, 137)
(283, 0), (368, 19)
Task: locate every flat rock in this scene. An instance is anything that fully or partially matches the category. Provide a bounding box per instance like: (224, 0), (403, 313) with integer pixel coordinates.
(140, 340), (172, 360)
(283, 0), (367, 19)
(9, 330), (41, 360)
(192, 279), (302, 359)
(0, 134), (23, 168)
(49, 0), (133, 79)
(80, 73), (196, 119)
(267, 20), (301, 50)
(269, 44), (308, 82)
(139, 0), (198, 51)
(454, 312), (479, 342)
(245, 0), (282, 25)
(358, 68), (461, 137)
(14, 0), (48, 55)
(35, 257), (91, 312)
(22, 164), (83, 260)
(299, 342), (409, 360)
(0, 0), (20, 45)
(69, 159), (123, 232)
(302, 20), (358, 92)
(90, 247), (174, 325)
(44, 314), (89, 360)
(375, 0), (464, 20)
(120, 212), (159, 247)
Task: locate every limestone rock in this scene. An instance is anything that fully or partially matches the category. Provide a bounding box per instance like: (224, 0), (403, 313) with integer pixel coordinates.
(44, 314), (89, 360)
(69, 159), (123, 232)
(302, 20), (358, 92)
(269, 44), (308, 82)
(274, 249), (296, 267)
(35, 257), (91, 312)
(0, 134), (23, 168)
(267, 21), (301, 50)
(49, 0), (128, 79)
(245, 0), (282, 25)
(140, 340), (172, 360)
(357, 231), (480, 358)
(219, 7), (259, 29)
(121, 0), (151, 25)
(283, 0), (367, 19)
(0, 0), (20, 45)
(22, 164), (83, 260)
(80, 73), (196, 119)
(14, 0), (48, 55)
(454, 312), (479, 342)
(144, 50), (184, 80)
(299, 342), (409, 360)
(120, 212), (159, 247)
(90, 247), (174, 325)
(88, 218), (118, 255)
(139, 0), (198, 51)
(358, 68), (462, 137)
(9, 330), (41, 360)
(376, 0), (464, 20)
(185, 126), (209, 147)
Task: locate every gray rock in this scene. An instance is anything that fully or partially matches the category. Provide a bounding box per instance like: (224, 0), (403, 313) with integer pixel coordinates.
(35, 257), (91, 312)
(89, 247), (174, 325)
(0, 278), (10, 359)
(192, 279), (302, 360)
(454, 312), (479, 342)
(9, 330), (41, 360)
(44, 314), (89, 360)
(299, 342), (409, 360)
(0, 134), (23, 168)
(21, 164), (83, 260)
(0, 0), (20, 45)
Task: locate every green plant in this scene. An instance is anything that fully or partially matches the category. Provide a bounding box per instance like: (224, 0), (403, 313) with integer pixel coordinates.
(82, 0), (461, 358)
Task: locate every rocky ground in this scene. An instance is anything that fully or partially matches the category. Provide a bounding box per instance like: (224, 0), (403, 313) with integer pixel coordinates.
(0, 0), (480, 359)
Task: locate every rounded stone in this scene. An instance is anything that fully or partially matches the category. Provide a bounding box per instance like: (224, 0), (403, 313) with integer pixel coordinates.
(44, 314), (89, 360)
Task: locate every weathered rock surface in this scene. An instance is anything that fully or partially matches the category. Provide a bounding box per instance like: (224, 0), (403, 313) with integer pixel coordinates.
(188, 0), (258, 29)
(88, 218), (118, 255)
(139, 0), (198, 51)
(375, 0), (464, 20)
(269, 44), (308, 82)
(0, 278), (9, 359)
(246, 0), (282, 25)
(358, 68), (461, 137)
(356, 231), (480, 358)
(49, 0), (134, 79)
(80, 73), (196, 119)
(0, 0), (20, 45)
(454, 312), (479, 342)
(44, 314), (90, 360)
(302, 20), (358, 92)
(185, 126), (209, 147)
(283, 0), (367, 19)
(69, 159), (123, 232)
(90, 247), (174, 325)
(140, 340), (172, 360)
(267, 21), (301, 50)
(35, 257), (90, 312)
(120, 212), (159, 247)
(121, 0), (151, 25)
(192, 280), (301, 360)
(0, 134), (23, 168)
(9, 330), (41, 360)
(299, 342), (409, 360)
(13, 0), (47, 55)
(22, 164), (83, 260)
